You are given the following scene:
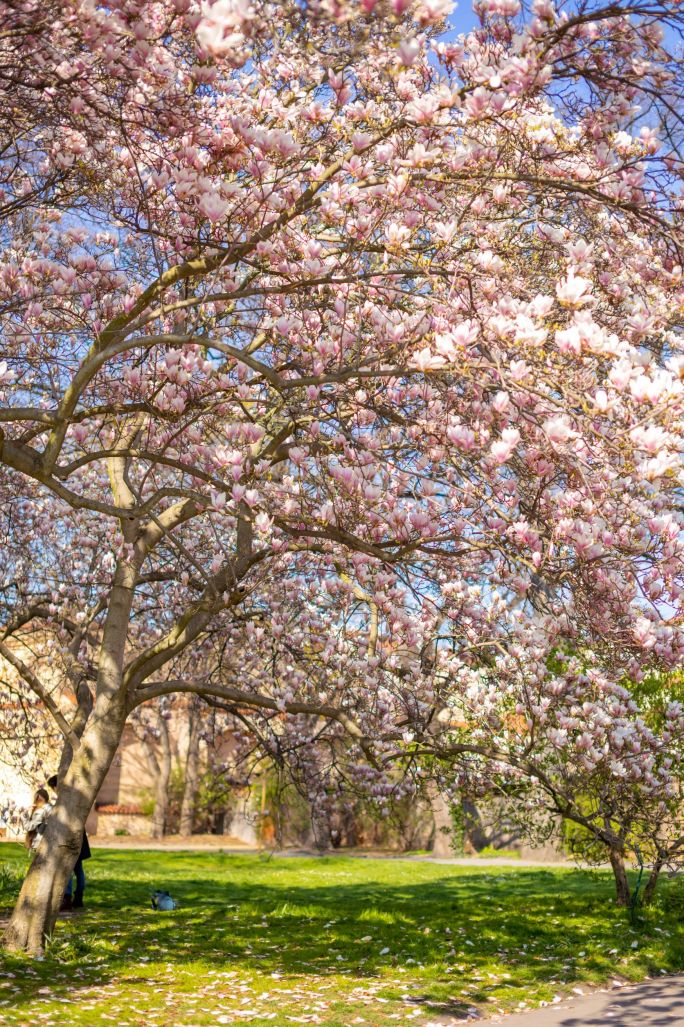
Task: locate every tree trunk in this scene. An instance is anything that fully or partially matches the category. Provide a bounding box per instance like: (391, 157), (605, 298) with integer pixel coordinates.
(642, 861), (663, 906)
(3, 702), (125, 953)
(461, 797), (490, 852)
(56, 680), (93, 782)
(151, 715), (171, 839)
(3, 551), (139, 954)
(428, 781), (454, 858)
(340, 806), (358, 848)
(179, 709), (201, 836)
(608, 848), (631, 907)
(311, 805), (331, 850)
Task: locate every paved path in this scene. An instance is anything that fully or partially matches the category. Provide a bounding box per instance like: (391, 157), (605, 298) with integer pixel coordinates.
(480, 976), (684, 1026)
(274, 849), (575, 868)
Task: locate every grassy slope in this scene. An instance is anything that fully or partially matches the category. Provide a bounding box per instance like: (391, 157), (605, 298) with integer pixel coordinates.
(0, 844), (683, 1025)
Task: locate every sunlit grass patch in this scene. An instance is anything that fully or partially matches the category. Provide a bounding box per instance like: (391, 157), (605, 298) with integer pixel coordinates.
(0, 845), (682, 1025)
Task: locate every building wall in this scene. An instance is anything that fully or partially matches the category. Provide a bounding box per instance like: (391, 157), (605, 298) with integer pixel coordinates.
(0, 759), (33, 809)
(0, 709), (246, 839)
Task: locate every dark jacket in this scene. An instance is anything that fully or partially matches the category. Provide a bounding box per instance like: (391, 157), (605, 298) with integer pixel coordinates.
(79, 830), (91, 862)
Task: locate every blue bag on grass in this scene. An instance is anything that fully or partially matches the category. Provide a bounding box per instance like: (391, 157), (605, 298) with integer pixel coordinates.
(151, 890), (178, 911)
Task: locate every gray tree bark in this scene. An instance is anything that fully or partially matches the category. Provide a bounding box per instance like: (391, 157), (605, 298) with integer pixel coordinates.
(461, 798), (491, 852)
(149, 714), (171, 839)
(3, 698), (126, 953)
(179, 708), (201, 836)
(56, 680), (94, 782)
(3, 553), (137, 954)
(428, 782), (454, 858)
(609, 848), (631, 907)
(642, 860), (663, 906)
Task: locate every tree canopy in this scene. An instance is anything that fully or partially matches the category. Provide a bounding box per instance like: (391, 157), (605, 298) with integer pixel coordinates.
(1, 0), (684, 951)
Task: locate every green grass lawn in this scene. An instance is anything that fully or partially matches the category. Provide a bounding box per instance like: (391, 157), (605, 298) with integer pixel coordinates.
(0, 845), (683, 1026)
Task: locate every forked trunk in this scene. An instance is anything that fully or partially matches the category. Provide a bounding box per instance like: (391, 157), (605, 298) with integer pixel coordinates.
(608, 848), (631, 907)
(3, 705), (124, 954)
(57, 680), (94, 781)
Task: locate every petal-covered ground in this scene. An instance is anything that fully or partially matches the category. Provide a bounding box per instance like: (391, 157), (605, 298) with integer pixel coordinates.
(0, 846), (683, 1026)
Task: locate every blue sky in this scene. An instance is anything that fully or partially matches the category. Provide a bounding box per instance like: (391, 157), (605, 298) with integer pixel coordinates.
(445, 2), (479, 34)
(445, 1), (476, 33)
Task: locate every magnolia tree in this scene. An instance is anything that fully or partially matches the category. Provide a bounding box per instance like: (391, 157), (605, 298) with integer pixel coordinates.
(419, 643), (684, 904)
(1, 0), (684, 953)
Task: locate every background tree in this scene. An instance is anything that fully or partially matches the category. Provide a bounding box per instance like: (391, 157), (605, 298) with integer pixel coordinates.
(419, 646), (684, 905)
(179, 697), (203, 836)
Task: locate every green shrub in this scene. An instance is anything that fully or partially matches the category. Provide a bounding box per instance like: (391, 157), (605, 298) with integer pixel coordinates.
(0, 860), (24, 901)
(477, 846), (521, 859)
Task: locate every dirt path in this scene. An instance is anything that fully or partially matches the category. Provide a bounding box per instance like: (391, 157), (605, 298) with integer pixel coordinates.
(1, 836), (577, 867)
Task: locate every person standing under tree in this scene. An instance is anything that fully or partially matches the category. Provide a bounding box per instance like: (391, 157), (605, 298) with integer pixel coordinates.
(46, 775), (91, 911)
(25, 789), (52, 852)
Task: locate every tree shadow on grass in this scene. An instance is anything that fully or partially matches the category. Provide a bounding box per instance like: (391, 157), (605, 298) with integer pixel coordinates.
(0, 852), (683, 1017)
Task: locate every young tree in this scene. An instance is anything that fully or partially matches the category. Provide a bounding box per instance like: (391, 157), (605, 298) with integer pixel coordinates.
(2, 0), (684, 952)
(418, 643), (684, 905)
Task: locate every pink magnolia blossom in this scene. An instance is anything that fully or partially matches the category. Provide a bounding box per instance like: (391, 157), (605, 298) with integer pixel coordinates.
(198, 191), (230, 223)
(490, 427), (521, 464)
(196, 0), (255, 59)
(254, 512), (273, 534)
(543, 416), (575, 445)
(633, 618), (657, 649)
(416, 0), (455, 24)
(556, 269), (593, 308)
